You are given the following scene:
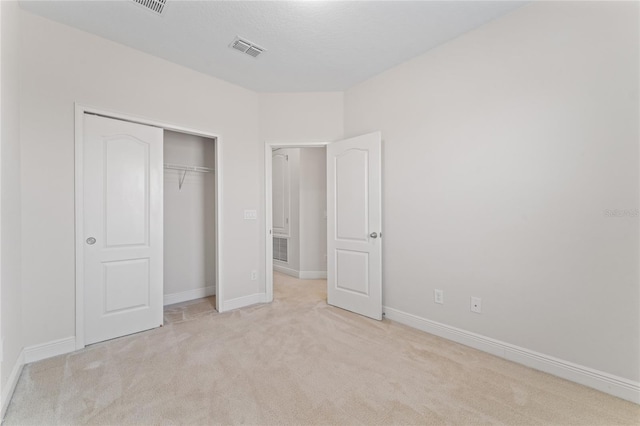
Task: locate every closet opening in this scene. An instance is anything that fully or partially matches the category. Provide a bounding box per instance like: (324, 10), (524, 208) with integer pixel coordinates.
(75, 104), (223, 349)
(163, 130), (218, 322)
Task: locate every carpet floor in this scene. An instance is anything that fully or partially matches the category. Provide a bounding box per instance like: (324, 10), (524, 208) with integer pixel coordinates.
(163, 296), (217, 325)
(4, 272), (639, 425)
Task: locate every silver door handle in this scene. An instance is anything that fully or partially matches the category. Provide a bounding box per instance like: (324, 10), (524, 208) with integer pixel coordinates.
(370, 232), (378, 239)
(86, 237), (96, 245)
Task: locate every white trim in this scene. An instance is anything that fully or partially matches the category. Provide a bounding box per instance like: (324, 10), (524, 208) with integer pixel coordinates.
(0, 1), (3, 412)
(383, 306), (640, 404)
(164, 286), (215, 306)
(298, 270), (327, 279)
(24, 337), (76, 364)
(1, 349), (24, 419)
(221, 293), (265, 312)
(74, 103), (224, 344)
(265, 142), (273, 303)
(273, 264), (299, 278)
(74, 106), (85, 349)
(265, 140), (330, 303)
(214, 135), (223, 314)
(0, 0), (3, 414)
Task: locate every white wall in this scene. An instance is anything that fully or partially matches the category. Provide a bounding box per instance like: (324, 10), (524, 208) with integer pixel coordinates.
(299, 148), (327, 275)
(163, 130), (215, 302)
(345, 1), (639, 382)
(259, 93), (344, 143)
(19, 10), (261, 348)
(0, 0), (23, 414)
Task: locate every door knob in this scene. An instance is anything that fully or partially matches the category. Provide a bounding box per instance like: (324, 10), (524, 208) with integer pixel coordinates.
(370, 232), (378, 239)
(86, 237), (96, 245)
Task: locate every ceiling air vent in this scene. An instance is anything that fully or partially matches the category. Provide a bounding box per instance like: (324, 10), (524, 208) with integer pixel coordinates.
(132, 0), (166, 15)
(230, 37), (265, 58)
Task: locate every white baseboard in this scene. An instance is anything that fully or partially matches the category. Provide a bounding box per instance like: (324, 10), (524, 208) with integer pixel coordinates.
(298, 270), (327, 279)
(1, 349), (24, 419)
(273, 265), (298, 278)
(164, 285), (215, 306)
(383, 306), (640, 404)
(273, 265), (327, 280)
(221, 293), (264, 312)
(24, 336), (76, 364)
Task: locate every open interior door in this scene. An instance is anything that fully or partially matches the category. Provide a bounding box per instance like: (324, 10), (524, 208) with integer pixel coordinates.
(327, 131), (382, 320)
(83, 114), (164, 345)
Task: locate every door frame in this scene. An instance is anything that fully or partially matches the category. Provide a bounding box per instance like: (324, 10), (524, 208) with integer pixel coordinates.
(74, 103), (223, 350)
(264, 140), (329, 303)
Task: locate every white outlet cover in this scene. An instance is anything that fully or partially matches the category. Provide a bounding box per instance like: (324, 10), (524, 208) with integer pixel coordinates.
(471, 297), (482, 313)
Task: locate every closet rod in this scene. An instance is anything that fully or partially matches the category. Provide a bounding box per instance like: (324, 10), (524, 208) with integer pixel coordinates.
(164, 163), (214, 190)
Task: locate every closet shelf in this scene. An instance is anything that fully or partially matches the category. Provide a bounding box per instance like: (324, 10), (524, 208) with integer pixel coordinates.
(164, 163), (214, 190)
(164, 163), (214, 173)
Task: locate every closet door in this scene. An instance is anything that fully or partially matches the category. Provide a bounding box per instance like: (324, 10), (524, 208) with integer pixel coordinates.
(83, 114), (164, 345)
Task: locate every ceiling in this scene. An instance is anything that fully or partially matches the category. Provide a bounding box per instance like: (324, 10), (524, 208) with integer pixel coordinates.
(19, 1), (526, 92)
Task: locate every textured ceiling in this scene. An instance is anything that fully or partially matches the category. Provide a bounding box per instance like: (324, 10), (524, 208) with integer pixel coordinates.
(19, 1), (526, 92)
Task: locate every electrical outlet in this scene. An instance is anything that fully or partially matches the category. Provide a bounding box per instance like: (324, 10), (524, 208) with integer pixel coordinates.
(251, 270), (258, 280)
(434, 289), (444, 304)
(470, 297), (482, 313)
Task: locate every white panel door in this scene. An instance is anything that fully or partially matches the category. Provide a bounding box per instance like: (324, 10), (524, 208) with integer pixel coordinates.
(272, 151), (290, 236)
(83, 114), (163, 345)
(327, 131), (382, 320)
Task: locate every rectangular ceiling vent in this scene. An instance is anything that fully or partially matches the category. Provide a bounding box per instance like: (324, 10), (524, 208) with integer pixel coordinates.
(132, 0), (166, 15)
(230, 37), (265, 58)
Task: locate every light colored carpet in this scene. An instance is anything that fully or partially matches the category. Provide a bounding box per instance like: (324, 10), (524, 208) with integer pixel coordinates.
(163, 296), (217, 325)
(4, 272), (639, 425)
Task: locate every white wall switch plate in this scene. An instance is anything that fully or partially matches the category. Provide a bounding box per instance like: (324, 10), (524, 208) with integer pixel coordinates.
(244, 209), (257, 220)
(471, 297), (482, 313)
(251, 270), (258, 280)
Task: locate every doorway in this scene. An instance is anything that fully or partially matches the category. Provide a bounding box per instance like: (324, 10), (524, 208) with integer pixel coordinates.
(162, 130), (217, 320)
(265, 132), (383, 320)
(163, 130), (216, 304)
(265, 142), (328, 303)
(75, 104), (222, 349)
(271, 146), (327, 280)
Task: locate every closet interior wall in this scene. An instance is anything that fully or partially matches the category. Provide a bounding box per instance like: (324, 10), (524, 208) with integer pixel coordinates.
(163, 130), (216, 305)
